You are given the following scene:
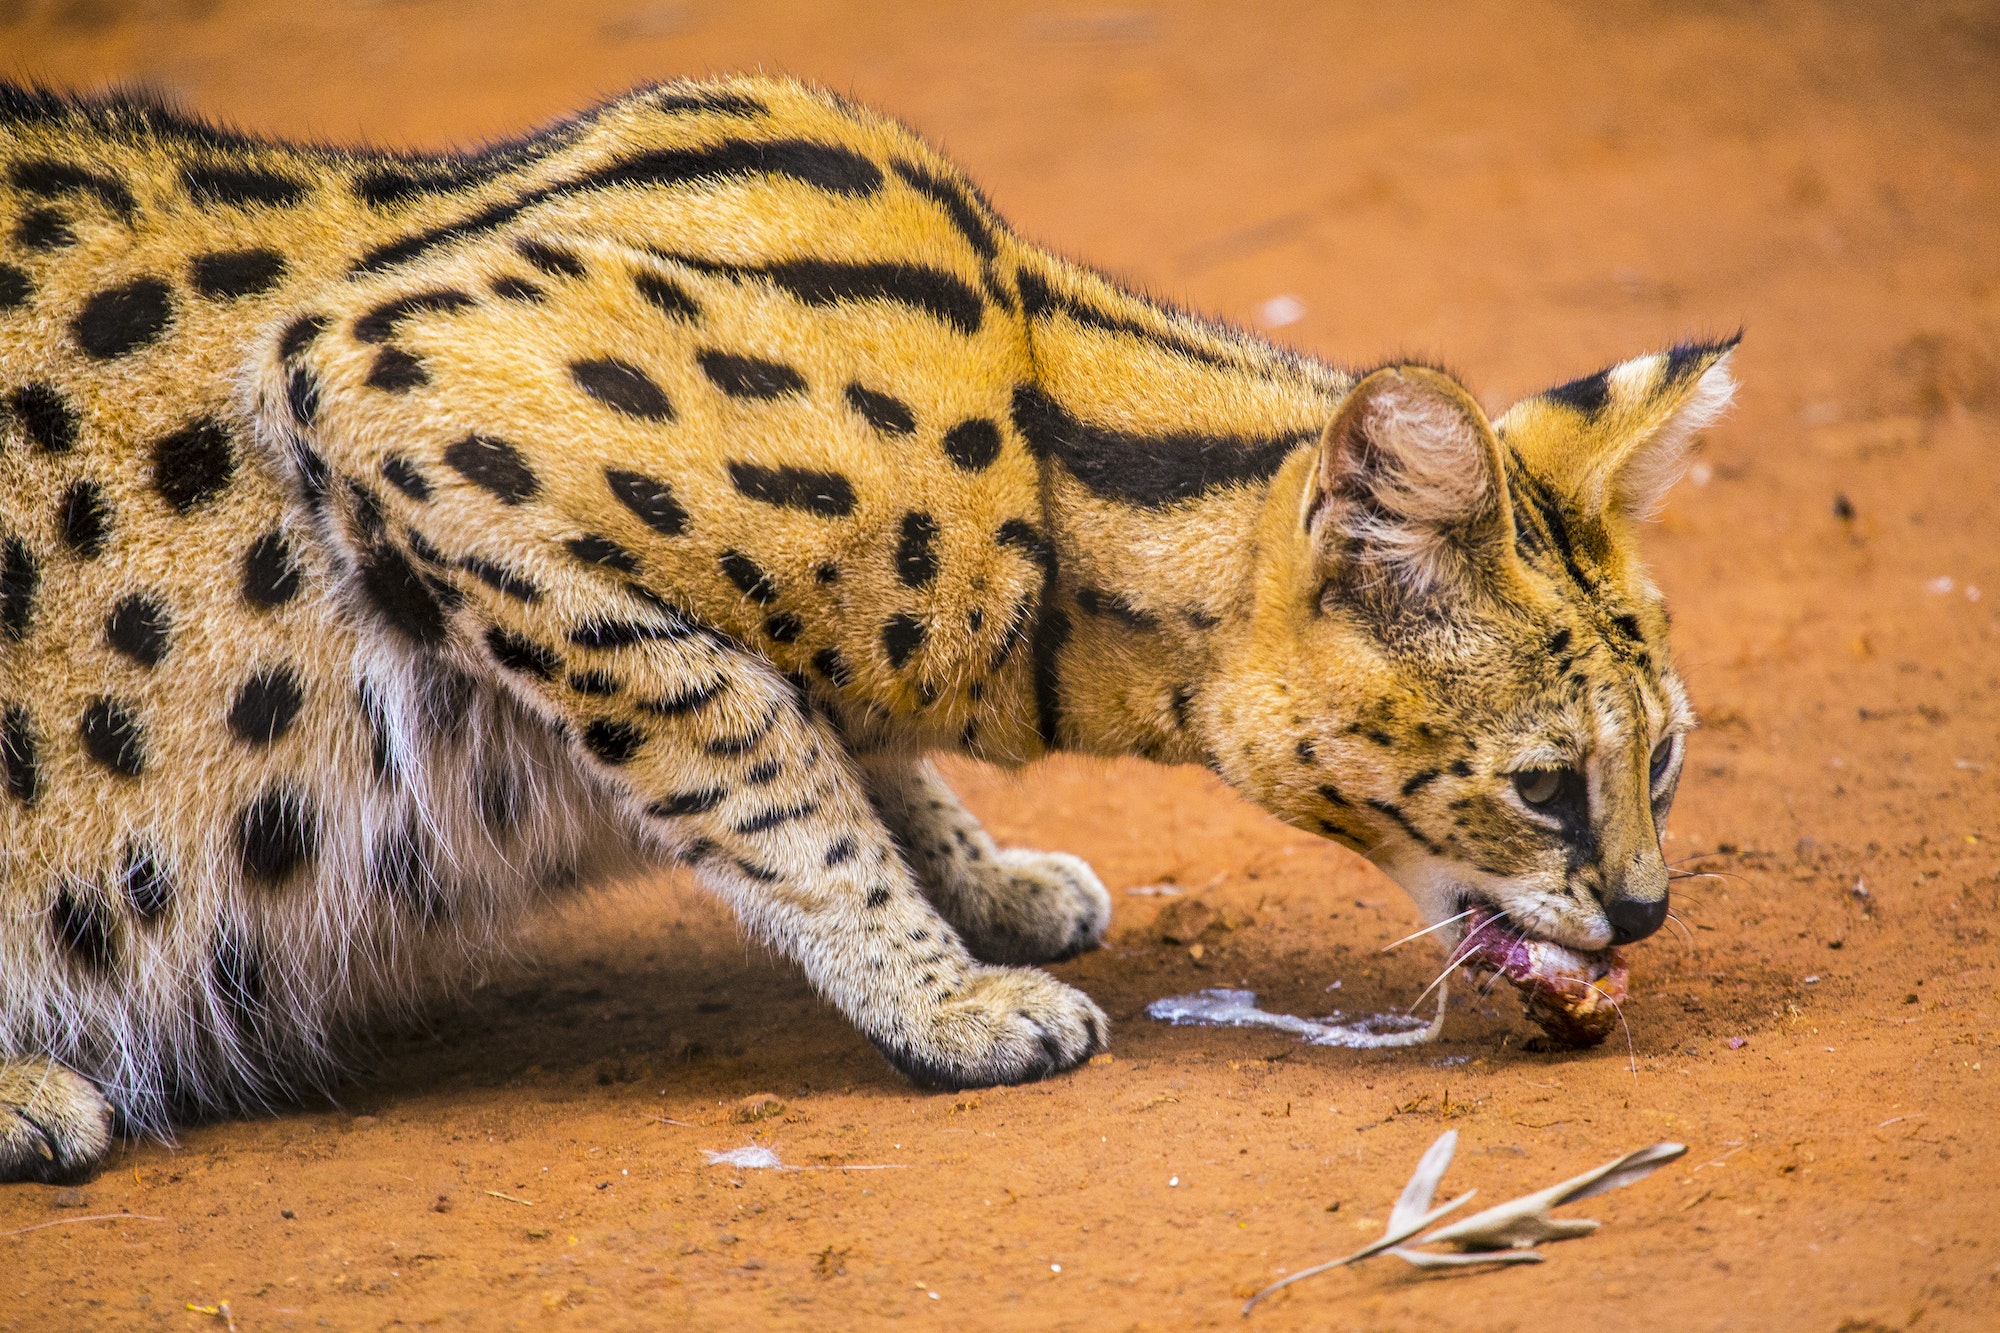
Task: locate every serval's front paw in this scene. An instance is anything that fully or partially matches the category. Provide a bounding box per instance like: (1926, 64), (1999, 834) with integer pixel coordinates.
(0, 1059), (114, 1185)
(958, 849), (1112, 966)
(874, 966), (1108, 1091)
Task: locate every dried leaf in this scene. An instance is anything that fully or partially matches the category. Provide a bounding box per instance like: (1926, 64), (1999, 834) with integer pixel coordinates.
(1241, 1132), (1474, 1314)
(1416, 1142), (1686, 1252)
(1390, 1130), (1458, 1232)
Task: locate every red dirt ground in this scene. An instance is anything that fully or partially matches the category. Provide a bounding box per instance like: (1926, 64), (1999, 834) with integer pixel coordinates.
(4, 2), (1997, 1329)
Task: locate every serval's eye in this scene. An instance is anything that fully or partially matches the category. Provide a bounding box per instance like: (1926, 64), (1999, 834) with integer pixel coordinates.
(1513, 768), (1564, 806)
(1649, 737), (1676, 789)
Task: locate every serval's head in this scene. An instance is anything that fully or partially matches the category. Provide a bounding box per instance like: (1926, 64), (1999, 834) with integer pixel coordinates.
(1217, 338), (1737, 973)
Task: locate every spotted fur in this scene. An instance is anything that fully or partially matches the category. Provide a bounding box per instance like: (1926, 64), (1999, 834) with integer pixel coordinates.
(0, 74), (1733, 1180)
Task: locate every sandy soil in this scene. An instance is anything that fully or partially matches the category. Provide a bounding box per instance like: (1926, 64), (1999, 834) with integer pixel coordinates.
(4, 2), (1997, 1328)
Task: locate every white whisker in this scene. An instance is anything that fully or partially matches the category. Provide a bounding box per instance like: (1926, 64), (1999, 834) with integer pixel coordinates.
(1380, 908), (1476, 953)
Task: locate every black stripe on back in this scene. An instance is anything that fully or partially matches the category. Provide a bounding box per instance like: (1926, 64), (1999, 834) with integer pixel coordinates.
(651, 250), (982, 335)
(575, 137), (883, 198)
(1010, 384), (1309, 510)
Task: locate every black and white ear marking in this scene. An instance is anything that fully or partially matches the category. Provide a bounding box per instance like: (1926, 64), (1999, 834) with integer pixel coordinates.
(1498, 337), (1739, 520)
(1311, 365), (1509, 594)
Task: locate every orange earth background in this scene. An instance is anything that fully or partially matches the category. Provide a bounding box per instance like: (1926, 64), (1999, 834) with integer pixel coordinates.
(4, 2), (1998, 1329)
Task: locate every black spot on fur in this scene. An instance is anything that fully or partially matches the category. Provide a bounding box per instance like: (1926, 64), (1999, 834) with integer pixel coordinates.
(242, 531), (301, 608)
(381, 453), (433, 501)
(1401, 768), (1440, 796)
(1011, 384), (1309, 508)
(1075, 586), (1157, 631)
(994, 518), (1054, 573)
(189, 248), (286, 298)
(59, 480), (110, 557)
(568, 617), (689, 650)
(895, 512), (939, 587)
(604, 469), (689, 536)
(745, 758), (782, 786)
(1545, 368), (1612, 416)
(236, 786), (318, 887)
(286, 365), (320, 425)
(365, 346), (429, 392)
(648, 787), (726, 818)
(228, 665), (305, 745)
(580, 137), (883, 198)
(106, 593), (169, 667)
(634, 270), (701, 320)
(566, 533), (640, 573)
(14, 206), (73, 250)
(845, 382), (915, 435)
(73, 276), (174, 358)
(151, 417), (236, 512)
(719, 550), (779, 603)
(10, 156), (135, 216)
(890, 159), (998, 259)
(704, 709), (776, 757)
(1547, 627), (1572, 656)
(7, 383), (78, 453)
(863, 883), (891, 907)
(183, 162), (308, 208)
(0, 263), (31, 310)
(1612, 612), (1645, 642)
(515, 238), (585, 278)
(734, 801), (817, 835)
(1450, 758), (1474, 778)
(881, 612), (926, 669)
(51, 880), (115, 974)
(121, 840), (174, 922)
(445, 434), (539, 504)
(572, 357), (674, 422)
(764, 611), (803, 643)
(458, 555), (541, 602)
(353, 289), (476, 344)
(79, 697), (144, 776)
(568, 670), (619, 696)
(278, 313), (327, 360)
(812, 646), (852, 687)
(1295, 738), (1316, 764)
(485, 626), (560, 679)
(359, 542), (451, 645)
(350, 154), (518, 208)
(2, 704), (38, 804)
(638, 678), (724, 717)
(583, 718), (645, 764)
(815, 562), (840, 584)
(940, 422), (1008, 474)
(727, 461), (855, 517)
(698, 349), (806, 400)
(491, 274), (544, 302)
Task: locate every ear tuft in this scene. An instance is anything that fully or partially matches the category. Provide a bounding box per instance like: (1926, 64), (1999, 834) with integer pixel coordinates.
(1314, 366), (1508, 594)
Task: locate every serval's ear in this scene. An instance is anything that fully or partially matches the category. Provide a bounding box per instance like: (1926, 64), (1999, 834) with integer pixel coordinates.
(1307, 364), (1514, 597)
(1497, 337), (1739, 520)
